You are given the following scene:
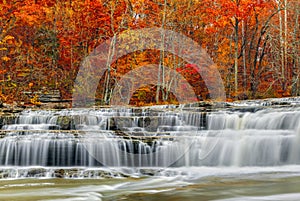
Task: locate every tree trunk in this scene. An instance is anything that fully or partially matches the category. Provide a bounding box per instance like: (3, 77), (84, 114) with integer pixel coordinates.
(156, 0), (167, 103)
(242, 20), (247, 92)
(291, 1), (300, 96)
(234, 17), (239, 96)
(278, 1), (286, 89)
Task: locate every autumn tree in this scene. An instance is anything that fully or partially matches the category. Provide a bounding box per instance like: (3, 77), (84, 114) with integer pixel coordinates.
(268, 0), (300, 96)
(0, 0), (299, 105)
(0, 0), (50, 102)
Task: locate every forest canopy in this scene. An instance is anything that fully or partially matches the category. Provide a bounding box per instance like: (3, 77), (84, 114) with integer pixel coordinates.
(0, 0), (299, 105)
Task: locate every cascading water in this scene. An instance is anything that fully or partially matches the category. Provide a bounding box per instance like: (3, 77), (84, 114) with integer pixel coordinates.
(0, 107), (206, 168)
(1, 99), (300, 179)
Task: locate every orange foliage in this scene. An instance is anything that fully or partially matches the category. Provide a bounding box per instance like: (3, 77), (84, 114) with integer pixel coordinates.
(0, 0), (299, 105)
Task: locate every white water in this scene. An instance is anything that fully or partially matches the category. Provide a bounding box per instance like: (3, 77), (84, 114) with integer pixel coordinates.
(1, 106), (300, 169)
(1, 166), (300, 201)
(1, 102), (300, 200)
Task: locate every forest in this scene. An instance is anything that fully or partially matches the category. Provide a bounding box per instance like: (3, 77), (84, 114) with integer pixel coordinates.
(0, 0), (299, 106)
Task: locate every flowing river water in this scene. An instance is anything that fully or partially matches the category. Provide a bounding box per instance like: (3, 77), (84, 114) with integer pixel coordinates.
(1, 98), (300, 200)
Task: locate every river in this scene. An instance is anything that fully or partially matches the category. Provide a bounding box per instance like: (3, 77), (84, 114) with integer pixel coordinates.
(1, 166), (300, 200)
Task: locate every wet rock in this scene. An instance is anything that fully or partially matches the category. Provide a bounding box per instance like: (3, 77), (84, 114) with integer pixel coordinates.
(183, 101), (213, 108)
(229, 106), (263, 113)
(57, 116), (71, 130)
(54, 169), (65, 178)
(48, 125), (60, 130)
(110, 117), (136, 130)
(81, 170), (113, 178)
(27, 168), (46, 177)
(0, 114), (17, 129)
(0, 171), (9, 179)
(64, 169), (80, 178)
(138, 116), (151, 127)
(138, 116), (159, 132)
(139, 169), (158, 176)
(71, 115), (84, 127)
(109, 117), (117, 130)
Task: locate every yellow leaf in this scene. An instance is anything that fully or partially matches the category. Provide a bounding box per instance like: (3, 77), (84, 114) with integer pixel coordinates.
(3, 35), (14, 41)
(1, 56), (10, 61)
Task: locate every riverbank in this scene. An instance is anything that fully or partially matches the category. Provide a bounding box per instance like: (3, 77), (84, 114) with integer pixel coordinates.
(1, 96), (300, 113)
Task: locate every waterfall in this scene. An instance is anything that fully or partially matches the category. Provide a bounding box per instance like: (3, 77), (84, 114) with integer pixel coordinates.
(1, 105), (300, 168)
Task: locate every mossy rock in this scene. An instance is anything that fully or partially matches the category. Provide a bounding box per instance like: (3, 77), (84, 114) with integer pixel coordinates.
(56, 116), (71, 130)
